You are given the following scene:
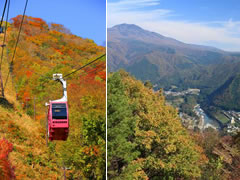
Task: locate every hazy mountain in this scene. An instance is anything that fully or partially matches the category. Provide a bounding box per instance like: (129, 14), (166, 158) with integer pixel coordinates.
(108, 24), (240, 97)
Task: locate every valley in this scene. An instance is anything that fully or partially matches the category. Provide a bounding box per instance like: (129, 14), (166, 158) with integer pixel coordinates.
(164, 87), (240, 134)
(108, 23), (240, 134)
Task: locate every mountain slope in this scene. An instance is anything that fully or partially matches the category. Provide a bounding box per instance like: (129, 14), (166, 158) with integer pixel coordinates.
(209, 75), (240, 110)
(0, 101), (61, 179)
(0, 47), (60, 179)
(108, 24), (240, 93)
(0, 15), (106, 179)
(108, 24), (240, 110)
(107, 70), (207, 179)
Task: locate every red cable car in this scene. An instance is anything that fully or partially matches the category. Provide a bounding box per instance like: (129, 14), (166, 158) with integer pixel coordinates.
(46, 74), (69, 141)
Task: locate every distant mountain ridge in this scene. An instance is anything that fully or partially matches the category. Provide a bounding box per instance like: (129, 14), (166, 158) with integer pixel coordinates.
(108, 24), (222, 51)
(108, 23), (240, 110)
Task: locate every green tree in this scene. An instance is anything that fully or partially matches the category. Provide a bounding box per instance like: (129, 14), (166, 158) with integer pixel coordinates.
(107, 72), (139, 179)
(107, 70), (208, 179)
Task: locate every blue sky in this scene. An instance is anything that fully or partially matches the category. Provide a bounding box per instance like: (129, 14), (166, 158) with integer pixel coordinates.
(0, 0), (106, 46)
(108, 0), (240, 51)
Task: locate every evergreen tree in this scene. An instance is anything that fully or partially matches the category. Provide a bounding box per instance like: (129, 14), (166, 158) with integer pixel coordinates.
(107, 70), (208, 179)
(107, 72), (139, 178)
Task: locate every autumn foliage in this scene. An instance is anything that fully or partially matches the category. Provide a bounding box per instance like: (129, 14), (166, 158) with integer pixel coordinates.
(0, 139), (15, 179)
(0, 15), (105, 179)
(107, 71), (208, 179)
(107, 71), (240, 179)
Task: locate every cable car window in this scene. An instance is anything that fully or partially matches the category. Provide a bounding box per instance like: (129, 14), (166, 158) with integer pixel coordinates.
(52, 103), (67, 119)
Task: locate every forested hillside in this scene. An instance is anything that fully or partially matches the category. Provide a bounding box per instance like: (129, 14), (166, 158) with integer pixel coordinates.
(208, 75), (240, 110)
(107, 70), (240, 179)
(108, 24), (240, 109)
(0, 15), (105, 179)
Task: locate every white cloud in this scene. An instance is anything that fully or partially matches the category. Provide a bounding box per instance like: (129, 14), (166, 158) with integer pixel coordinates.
(109, 0), (161, 11)
(140, 20), (240, 51)
(108, 0), (240, 51)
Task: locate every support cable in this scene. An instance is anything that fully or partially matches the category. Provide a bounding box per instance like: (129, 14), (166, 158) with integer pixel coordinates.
(4, 0), (28, 89)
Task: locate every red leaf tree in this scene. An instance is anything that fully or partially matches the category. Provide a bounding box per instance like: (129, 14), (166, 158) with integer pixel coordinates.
(0, 139), (15, 179)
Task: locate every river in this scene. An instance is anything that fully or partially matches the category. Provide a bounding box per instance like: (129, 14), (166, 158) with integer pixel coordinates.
(194, 104), (220, 130)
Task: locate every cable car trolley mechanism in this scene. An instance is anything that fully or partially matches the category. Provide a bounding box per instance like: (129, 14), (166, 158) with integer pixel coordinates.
(45, 74), (69, 141)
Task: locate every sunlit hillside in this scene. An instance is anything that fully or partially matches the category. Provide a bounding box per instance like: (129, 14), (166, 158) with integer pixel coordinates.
(0, 15), (106, 179)
(107, 70), (240, 179)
